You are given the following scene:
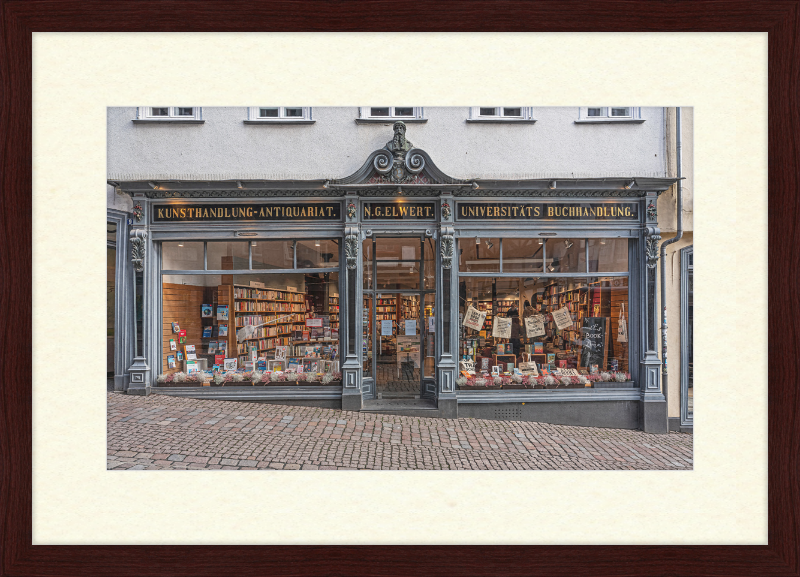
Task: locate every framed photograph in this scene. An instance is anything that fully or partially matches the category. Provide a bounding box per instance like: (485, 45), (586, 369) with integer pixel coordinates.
(491, 365), (501, 376)
(10, 9), (793, 577)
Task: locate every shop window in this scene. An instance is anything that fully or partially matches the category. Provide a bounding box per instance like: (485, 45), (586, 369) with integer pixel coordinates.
(245, 107), (314, 123)
(162, 241), (205, 270)
(458, 237), (500, 272)
(544, 238), (586, 273)
(158, 263), (341, 386)
(467, 107), (536, 123)
(457, 276), (630, 390)
(501, 238), (545, 273)
(252, 240), (294, 270)
(681, 246), (693, 426)
(206, 241), (249, 271)
(588, 238), (628, 272)
(296, 239), (339, 269)
(134, 107), (203, 122)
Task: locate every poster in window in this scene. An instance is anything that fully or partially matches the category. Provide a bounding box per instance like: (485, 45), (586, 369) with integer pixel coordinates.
(492, 316), (512, 339)
(381, 319), (394, 336)
(552, 307), (573, 330)
(462, 305), (487, 331)
(404, 319), (417, 335)
(524, 314), (546, 337)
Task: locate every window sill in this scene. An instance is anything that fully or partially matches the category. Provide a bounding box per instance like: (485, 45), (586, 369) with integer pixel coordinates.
(573, 119), (645, 124)
(132, 119), (205, 124)
(355, 118), (428, 124)
(466, 118), (537, 124)
(244, 120), (316, 125)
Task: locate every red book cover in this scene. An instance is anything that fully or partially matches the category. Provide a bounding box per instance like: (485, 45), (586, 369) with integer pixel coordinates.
(214, 354), (224, 365)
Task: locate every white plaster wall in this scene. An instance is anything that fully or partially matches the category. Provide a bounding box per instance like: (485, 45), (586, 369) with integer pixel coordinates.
(106, 184), (132, 212)
(658, 107), (693, 233)
(107, 107), (667, 182)
(658, 233), (693, 419)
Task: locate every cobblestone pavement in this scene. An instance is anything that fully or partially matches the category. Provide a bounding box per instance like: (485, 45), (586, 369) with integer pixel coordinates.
(107, 393), (692, 471)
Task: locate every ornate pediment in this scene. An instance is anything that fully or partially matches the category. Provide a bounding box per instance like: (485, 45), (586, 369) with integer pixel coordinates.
(333, 121), (469, 186)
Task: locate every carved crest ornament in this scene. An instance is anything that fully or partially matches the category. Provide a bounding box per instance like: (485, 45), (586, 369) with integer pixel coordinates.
(371, 121), (426, 184)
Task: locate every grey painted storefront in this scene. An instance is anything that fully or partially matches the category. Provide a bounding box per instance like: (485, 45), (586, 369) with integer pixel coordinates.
(109, 122), (676, 433)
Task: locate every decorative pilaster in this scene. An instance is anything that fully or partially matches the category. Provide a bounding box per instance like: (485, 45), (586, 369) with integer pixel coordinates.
(639, 224), (666, 433)
(127, 227), (150, 395)
(437, 225), (457, 417)
(341, 223), (363, 411)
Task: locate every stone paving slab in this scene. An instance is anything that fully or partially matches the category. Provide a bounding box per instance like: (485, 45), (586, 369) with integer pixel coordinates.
(107, 393), (692, 471)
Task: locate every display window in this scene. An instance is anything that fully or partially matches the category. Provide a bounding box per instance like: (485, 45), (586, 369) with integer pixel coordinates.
(457, 237), (631, 390)
(157, 239), (341, 386)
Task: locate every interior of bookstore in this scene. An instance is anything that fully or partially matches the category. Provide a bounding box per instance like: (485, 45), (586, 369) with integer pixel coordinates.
(456, 236), (631, 389)
(158, 239), (341, 386)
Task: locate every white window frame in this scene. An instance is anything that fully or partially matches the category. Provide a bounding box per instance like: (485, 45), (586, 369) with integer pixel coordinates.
(575, 107), (645, 124)
(245, 106), (314, 124)
(467, 106), (536, 123)
(356, 107), (426, 123)
(134, 107), (204, 123)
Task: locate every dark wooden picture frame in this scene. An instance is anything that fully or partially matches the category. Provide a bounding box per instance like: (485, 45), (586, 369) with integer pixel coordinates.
(2, 2), (798, 575)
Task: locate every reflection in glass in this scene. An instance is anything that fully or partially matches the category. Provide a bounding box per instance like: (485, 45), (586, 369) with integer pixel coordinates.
(502, 238), (544, 273)
(252, 240), (293, 270)
(207, 241), (249, 270)
(588, 239), (628, 272)
(162, 241), (204, 270)
(544, 238), (585, 273)
(458, 237), (500, 272)
(297, 239), (339, 268)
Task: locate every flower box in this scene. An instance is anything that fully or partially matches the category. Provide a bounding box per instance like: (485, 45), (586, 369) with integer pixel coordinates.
(501, 384), (531, 389)
(462, 384), (503, 390)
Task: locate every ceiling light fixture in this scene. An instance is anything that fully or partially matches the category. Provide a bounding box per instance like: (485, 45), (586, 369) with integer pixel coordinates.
(475, 237), (480, 245)
(485, 240), (494, 250)
(178, 243), (184, 247)
(564, 240), (574, 249)
(315, 241), (321, 247)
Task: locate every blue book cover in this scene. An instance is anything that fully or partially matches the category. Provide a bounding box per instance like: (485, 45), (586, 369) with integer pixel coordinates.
(201, 304), (212, 318)
(202, 325), (212, 338)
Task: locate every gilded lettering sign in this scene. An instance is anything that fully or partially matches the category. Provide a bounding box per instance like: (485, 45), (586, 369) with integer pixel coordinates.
(456, 202), (638, 220)
(362, 202), (436, 220)
(152, 203), (342, 222)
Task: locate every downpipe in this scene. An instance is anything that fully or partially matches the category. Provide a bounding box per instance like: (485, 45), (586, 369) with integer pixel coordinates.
(659, 108), (683, 403)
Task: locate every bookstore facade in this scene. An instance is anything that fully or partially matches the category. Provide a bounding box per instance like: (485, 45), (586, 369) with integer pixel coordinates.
(113, 122), (676, 432)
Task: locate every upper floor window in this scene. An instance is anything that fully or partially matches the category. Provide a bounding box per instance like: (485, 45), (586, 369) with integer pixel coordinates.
(575, 107), (644, 124)
(356, 107), (426, 123)
(467, 107), (536, 123)
(245, 107), (314, 124)
(134, 107), (203, 123)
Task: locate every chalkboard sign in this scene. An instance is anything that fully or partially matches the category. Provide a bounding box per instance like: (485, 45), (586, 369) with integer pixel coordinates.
(580, 317), (609, 370)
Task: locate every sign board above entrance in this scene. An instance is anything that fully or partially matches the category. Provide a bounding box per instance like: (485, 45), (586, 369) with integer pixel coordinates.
(456, 202), (638, 220)
(152, 203), (341, 222)
(362, 202), (436, 220)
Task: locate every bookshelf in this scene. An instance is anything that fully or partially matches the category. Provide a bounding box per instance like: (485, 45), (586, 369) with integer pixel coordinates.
(328, 296), (339, 331)
(221, 285), (307, 365)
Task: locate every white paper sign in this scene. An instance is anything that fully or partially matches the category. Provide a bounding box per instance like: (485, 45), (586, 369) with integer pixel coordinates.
(524, 315), (546, 337)
(428, 316), (435, 332)
(519, 362), (539, 376)
(186, 353), (197, 361)
(404, 319), (417, 335)
(492, 316), (512, 339)
(462, 305), (487, 331)
(552, 307), (573, 330)
(381, 319), (394, 336)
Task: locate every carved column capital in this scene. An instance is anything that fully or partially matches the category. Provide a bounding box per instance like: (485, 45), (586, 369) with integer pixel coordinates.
(344, 225), (359, 270)
(645, 227), (661, 269)
(130, 229), (147, 272)
(440, 226), (455, 269)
